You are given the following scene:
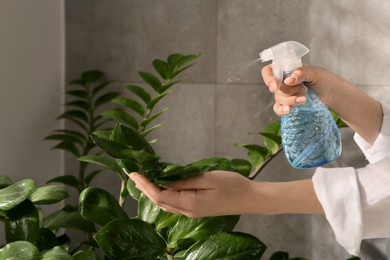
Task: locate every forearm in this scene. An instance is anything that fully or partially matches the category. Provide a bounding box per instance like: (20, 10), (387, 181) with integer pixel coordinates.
(318, 69), (383, 144)
(248, 179), (324, 215)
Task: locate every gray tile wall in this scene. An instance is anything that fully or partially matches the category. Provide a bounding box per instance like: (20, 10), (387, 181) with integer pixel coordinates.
(66, 1), (390, 259)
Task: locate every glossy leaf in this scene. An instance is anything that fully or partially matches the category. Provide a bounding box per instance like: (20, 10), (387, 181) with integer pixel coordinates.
(0, 241), (40, 260)
(0, 174), (13, 189)
(259, 132), (281, 153)
(152, 59), (170, 80)
(125, 84), (152, 104)
(137, 193), (160, 224)
(157, 165), (201, 185)
(140, 123), (164, 137)
(236, 144), (269, 167)
(5, 200), (40, 244)
(168, 215), (240, 247)
(0, 179), (36, 211)
(182, 232), (266, 260)
(112, 97), (145, 116)
(139, 71), (162, 93)
(110, 124), (155, 154)
(41, 246), (73, 260)
(100, 109), (139, 130)
(155, 210), (180, 231)
(43, 207), (96, 233)
(28, 185), (68, 205)
(94, 219), (166, 260)
(230, 159), (252, 177)
(126, 177), (141, 201)
(79, 155), (122, 174)
(46, 175), (80, 190)
(94, 92), (120, 108)
(79, 187), (128, 226)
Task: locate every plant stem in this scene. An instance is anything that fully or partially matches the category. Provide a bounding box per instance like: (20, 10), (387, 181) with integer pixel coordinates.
(249, 148), (283, 180)
(166, 254), (174, 260)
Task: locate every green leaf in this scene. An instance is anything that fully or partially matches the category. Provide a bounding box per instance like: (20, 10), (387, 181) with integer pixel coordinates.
(141, 108), (169, 127)
(94, 92), (120, 108)
(73, 250), (101, 260)
(259, 132), (281, 153)
(82, 70), (103, 84)
(65, 100), (88, 111)
(92, 81), (112, 96)
(182, 232), (266, 260)
(126, 177), (141, 201)
(29, 185), (68, 205)
(43, 207), (96, 233)
(111, 124), (155, 154)
(94, 219), (166, 260)
(0, 241), (41, 260)
(168, 215), (240, 248)
(85, 170), (103, 186)
(52, 141), (80, 157)
(79, 155), (122, 174)
(230, 159), (252, 177)
(46, 175), (80, 190)
(167, 53), (201, 69)
(112, 97), (145, 116)
(66, 90), (88, 99)
(125, 84), (152, 104)
(157, 165), (201, 185)
(139, 71), (162, 93)
(140, 124), (164, 137)
(44, 132), (85, 146)
(147, 92), (168, 110)
(0, 174), (13, 189)
(5, 200), (40, 244)
(270, 251), (289, 260)
(100, 109), (139, 130)
(79, 187), (128, 226)
(57, 110), (88, 123)
(38, 228), (59, 251)
(69, 78), (85, 86)
(153, 59), (171, 80)
(91, 129), (112, 139)
(42, 246), (73, 260)
(137, 193), (160, 224)
(155, 210), (180, 231)
(0, 179), (36, 211)
(236, 144), (269, 167)
(159, 79), (182, 93)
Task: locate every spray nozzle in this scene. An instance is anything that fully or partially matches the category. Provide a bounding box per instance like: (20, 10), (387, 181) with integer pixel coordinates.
(259, 41), (309, 86)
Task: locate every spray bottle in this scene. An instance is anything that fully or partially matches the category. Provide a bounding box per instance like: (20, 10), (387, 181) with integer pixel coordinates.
(260, 41), (341, 168)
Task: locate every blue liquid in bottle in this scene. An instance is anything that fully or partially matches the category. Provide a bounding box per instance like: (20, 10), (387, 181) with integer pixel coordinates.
(281, 72), (342, 168)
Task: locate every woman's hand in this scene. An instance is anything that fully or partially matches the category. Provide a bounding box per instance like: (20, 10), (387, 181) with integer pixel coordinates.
(129, 171), (262, 218)
(261, 64), (332, 116)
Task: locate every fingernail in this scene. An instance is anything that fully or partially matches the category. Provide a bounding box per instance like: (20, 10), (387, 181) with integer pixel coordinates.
(281, 106), (290, 114)
(284, 75), (296, 85)
(296, 96), (306, 104)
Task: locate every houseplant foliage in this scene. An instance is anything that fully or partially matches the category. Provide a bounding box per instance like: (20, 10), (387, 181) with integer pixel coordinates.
(0, 52), (355, 259)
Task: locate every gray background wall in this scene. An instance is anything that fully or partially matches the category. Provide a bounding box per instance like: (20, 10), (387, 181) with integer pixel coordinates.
(0, 0), (64, 245)
(1, 0), (385, 259)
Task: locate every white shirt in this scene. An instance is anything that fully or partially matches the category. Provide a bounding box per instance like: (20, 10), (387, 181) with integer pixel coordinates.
(313, 102), (390, 256)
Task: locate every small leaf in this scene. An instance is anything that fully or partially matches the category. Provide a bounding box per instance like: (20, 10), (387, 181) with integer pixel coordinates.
(46, 175), (80, 190)
(79, 155), (122, 174)
(141, 108), (169, 127)
(65, 100), (89, 111)
(5, 200), (40, 244)
(125, 84), (152, 104)
(111, 124), (155, 154)
(159, 79), (182, 93)
(0, 179), (36, 211)
(69, 78), (85, 86)
(101, 109), (139, 130)
(79, 187), (128, 226)
(140, 124), (164, 137)
(147, 93), (168, 110)
(0, 174), (13, 189)
(52, 141), (80, 157)
(155, 210), (180, 231)
(82, 70), (103, 84)
(139, 71), (162, 93)
(57, 110), (88, 122)
(0, 241), (40, 260)
(94, 219), (166, 260)
(126, 177), (141, 201)
(66, 90), (88, 99)
(112, 97), (145, 116)
(92, 81), (113, 96)
(168, 53), (201, 69)
(182, 232), (266, 260)
(29, 185), (68, 205)
(259, 132), (281, 153)
(42, 246), (73, 260)
(94, 92), (120, 108)
(235, 144), (269, 168)
(270, 251), (289, 260)
(153, 59), (171, 80)
(44, 133), (85, 146)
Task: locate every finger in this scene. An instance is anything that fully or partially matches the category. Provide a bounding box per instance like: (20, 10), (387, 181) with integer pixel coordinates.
(261, 64), (280, 92)
(275, 93), (307, 107)
(284, 65), (317, 86)
(276, 84), (307, 98)
(273, 103), (291, 116)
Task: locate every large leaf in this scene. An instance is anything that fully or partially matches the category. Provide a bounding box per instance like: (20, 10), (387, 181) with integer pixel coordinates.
(79, 187), (128, 226)
(0, 179), (36, 211)
(126, 177), (141, 201)
(94, 219), (166, 259)
(182, 232), (266, 260)
(43, 207), (96, 233)
(5, 200), (40, 244)
(41, 246), (73, 260)
(168, 215), (240, 248)
(0, 241), (41, 260)
(155, 210), (181, 231)
(28, 185), (68, 205)
(137, 193), (160, 224)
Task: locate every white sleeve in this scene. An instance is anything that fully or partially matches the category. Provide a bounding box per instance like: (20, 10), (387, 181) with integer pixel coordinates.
(313, 102), (390, 256)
